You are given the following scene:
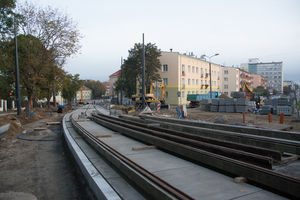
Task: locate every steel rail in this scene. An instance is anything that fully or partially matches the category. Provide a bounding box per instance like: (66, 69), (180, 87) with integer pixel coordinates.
(70, 115), (193, 200)
(115, 114), (282, 161)
(92, 113), (273, 168)
(137, 115), (300, 155)
(89, 114), (300, 199)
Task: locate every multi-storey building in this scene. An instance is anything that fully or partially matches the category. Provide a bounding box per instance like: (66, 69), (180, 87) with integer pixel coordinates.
(76, 85), (92, 102)
(241, 59), (283, 93)
(109, 70), (120, 96)
(159, 51), (221, 105)
(221, 67), (239, 96)
(251, 74), (267, 89)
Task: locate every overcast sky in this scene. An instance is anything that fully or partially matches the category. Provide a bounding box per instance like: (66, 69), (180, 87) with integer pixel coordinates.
(19, 0), (300, 83)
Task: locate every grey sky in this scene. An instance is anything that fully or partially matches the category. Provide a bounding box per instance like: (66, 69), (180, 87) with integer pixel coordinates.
(20, 0), (300, 82)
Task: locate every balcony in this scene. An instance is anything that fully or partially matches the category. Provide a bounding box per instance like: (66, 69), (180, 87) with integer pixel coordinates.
(205, 84), (209, 89)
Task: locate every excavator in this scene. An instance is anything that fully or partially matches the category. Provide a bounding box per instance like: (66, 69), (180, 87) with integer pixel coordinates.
(132, 82), (169, 109)
(241, 82), (264, 105)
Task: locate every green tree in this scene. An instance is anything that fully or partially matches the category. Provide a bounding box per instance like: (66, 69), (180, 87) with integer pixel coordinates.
(62, 74), (82, 105)
(116, 43), (161, 97)
(283, 85), (292, 96)
(253, 86), (270, 97)
(1, 34), (52, 111)
(0, 0), (17, 40)
(18, 2), (82, 104)
(83, 80), (106, 99)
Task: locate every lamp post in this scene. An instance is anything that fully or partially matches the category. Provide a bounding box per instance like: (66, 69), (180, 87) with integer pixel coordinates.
(201, 53), (219, 99)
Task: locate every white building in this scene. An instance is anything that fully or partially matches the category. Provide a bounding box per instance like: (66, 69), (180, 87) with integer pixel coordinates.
(241, 58), (283, 93)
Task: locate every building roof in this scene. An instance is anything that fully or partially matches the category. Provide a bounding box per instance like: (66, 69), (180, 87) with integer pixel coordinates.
(109, 70), (120, 78)
(81, 85), (91, 91)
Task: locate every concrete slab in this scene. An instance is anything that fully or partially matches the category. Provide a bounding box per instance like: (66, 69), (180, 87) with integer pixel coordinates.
(153, 165), (273, 200)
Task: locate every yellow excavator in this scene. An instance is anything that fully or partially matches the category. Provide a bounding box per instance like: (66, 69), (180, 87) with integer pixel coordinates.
(132, 82), (168, 109)
(241, 82), (264, 105)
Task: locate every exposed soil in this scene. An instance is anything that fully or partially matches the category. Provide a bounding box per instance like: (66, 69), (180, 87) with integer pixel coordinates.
(0, 109), (90, 200)
(149, 107), (300, 132)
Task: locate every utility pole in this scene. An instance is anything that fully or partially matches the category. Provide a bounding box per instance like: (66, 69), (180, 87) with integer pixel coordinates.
(14, 17), (21, 115)
(142, 33), (146, 109)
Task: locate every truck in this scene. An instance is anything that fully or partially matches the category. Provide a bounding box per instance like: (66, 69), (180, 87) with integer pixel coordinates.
(187, 91), (221, 107)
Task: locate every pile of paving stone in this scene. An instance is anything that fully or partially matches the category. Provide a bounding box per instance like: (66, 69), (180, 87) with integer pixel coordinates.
(262, 97), (293, 115)
(201, 97), (248, 113)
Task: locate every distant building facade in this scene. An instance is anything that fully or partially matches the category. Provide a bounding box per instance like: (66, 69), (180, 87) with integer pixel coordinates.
(158, 51), (221, 105)
(221, 67), (240, 97)
(102, 81), (110, 96)
(109, 70), (120, 96)
(241, 58), (283, 93)
(76, 85), (92, 102)
(251, 74), (267, 89)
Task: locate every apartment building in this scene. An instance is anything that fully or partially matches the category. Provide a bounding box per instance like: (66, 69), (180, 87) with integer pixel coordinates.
(76, 85), (92, 102)
(251, 74), (267, 89)
(222, 67), (239, 96)
(159, 51), (221, 105)
(109, 70), (120, 96)
(241, 58), (283, 93)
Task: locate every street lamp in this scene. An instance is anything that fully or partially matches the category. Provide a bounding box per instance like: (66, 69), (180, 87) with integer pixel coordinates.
(201, 53), (219, 99)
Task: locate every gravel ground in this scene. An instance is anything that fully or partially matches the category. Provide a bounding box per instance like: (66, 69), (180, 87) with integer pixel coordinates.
(0, 111), (91, 200)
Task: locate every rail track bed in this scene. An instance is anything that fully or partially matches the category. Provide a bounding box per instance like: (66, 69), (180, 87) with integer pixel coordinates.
(63, 106), (300, 199)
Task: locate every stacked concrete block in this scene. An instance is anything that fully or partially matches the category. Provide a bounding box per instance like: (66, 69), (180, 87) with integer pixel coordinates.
(210, 105), (218, 112)
(235, 98), (248, 113)
(201, 99), (210, 111)
(277, 106), (292, 116)
(230, 92), (245, 98)
(226, 105), (235, 113)
(260, 105), (272, 115)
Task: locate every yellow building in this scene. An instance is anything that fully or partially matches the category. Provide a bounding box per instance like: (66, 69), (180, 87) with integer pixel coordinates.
(159, 51), (221, 105)
(222, 67), (240, 96)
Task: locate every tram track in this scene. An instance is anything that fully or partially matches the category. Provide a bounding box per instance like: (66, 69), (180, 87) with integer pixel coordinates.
(70, 114), (194, 200)
(89, 112), (300, 199)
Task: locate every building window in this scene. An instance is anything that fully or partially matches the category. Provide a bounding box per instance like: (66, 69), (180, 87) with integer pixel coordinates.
(188, 79), (191, 85)
(163, 78), (168, 85)
(182, 64), (185, 73)
(196, 67), (199, 73)
(201, 80), (203, 85)
(224, 77), (228, 81)
(192, 66), (195, 73)
(224, 85), (228, 89)
(196, 79), (199, 85)
(188, 65), (191, 73)
(182, 78), (185, 86)
(162, 64), (168, 72)
(201, 68), (203, 75)
(224, 92), (228, 95)
(188, 91), (190, 94)
(182, 91), (185, 97)
(224, 70), (228, 74)
(192, 79), (195, 85)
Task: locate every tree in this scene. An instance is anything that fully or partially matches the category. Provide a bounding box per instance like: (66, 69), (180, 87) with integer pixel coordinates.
(17, 2), (82, 104)
(1, 34), (52, 111)
(253, 86), (270, 97)
(0, 0), (17, 40)
(83, 80), (106, 99)
(283, 85), (292, 96)
(62, 74), (82, 105)
(116, 43), (161, 97)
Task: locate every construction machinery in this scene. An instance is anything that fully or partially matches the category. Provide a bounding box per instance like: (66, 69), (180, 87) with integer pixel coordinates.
(187, 91), (221, 107)
(132, 82), (169, 109)
(241, 82), (264, 106)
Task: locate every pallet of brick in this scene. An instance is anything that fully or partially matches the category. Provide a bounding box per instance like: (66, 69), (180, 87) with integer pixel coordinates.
(218, 106), (226, 112)
(212, 99), (219, 106)
(259, 105), (272, 115)
(226, 105), (235, 112)
(201, 104), (210, 111)
(264, 99), (272, 105)
(202, 99), (209, 105)
(276, 106), (292, 116)
(219, 98), (226, 106)
(236, 98), (248, 106)
(278, 98), (289, 106)
(236, 105), (248, 113)
(230, 92), (245, 98)
(225, 98), (234, 106)
(210, 105), (218, 112)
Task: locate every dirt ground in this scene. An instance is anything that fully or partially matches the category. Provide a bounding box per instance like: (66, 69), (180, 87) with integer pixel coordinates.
(0, 109), (90, 200)
(153, 107), (300, 132)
